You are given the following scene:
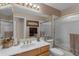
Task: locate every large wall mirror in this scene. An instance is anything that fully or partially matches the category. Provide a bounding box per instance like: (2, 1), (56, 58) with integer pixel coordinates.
(0, 7), (13, 40)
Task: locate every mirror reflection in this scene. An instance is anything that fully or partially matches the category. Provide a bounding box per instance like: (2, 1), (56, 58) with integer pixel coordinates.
(0, 7), (13, 42)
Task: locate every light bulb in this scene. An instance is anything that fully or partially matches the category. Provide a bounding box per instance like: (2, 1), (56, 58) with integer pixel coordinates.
(29, 3), (32, 6)
(36, 6), (40, 10)
(37, 6), (40, 9)
(33, 4), (36, 8)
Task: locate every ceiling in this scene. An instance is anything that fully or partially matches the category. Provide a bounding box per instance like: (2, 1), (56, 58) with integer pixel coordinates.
(45, 3), (77, 11)
(0, 5), (12, 16)
(0, 3), (78, 16)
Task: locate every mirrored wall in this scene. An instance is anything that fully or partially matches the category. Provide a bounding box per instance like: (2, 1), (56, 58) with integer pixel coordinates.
(0, 7), (13, 40)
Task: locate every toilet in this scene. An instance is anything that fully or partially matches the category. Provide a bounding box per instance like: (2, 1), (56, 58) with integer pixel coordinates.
(50, 48), (64, 56)
(46, 39), (64, 56)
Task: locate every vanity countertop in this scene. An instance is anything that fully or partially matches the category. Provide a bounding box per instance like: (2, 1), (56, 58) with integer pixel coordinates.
(0, 40), (49, 56)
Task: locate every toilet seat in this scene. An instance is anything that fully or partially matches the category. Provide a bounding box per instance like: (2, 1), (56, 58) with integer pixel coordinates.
(50, 48), (64, 56)
(46, 39), (64, 56)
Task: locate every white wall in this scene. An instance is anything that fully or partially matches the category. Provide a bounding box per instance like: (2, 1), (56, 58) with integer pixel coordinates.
(14, 17), (24, 43)
(55, 18), (79, 51)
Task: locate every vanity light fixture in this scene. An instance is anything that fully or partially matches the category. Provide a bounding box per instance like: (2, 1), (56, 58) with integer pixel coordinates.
(17, 3), (40, 11)
(25, 3), (40, 10)
(0, 3), (40, 11)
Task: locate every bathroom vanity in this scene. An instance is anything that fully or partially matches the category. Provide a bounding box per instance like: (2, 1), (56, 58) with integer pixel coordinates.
(0, 41), (49, 56)
(16, 45), (49, 56)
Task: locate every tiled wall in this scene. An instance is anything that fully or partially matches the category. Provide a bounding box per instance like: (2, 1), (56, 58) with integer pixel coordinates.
(55, 19), (79, 51)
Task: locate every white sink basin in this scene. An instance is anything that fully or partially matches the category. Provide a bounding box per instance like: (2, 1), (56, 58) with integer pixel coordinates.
(21, 43), (36, 48)
(13, 40), (47, 50)
(20, 41), (45, 49)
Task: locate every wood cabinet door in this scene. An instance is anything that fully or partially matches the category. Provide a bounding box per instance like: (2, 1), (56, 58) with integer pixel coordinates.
(16, 45), (49, 56)
(39, 51), (49, 56)
(16, 48), (40, 56)
(40, 45), (49, 53)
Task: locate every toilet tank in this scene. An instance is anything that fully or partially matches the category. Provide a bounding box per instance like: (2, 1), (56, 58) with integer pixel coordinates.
(46, 39), (54, 48)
